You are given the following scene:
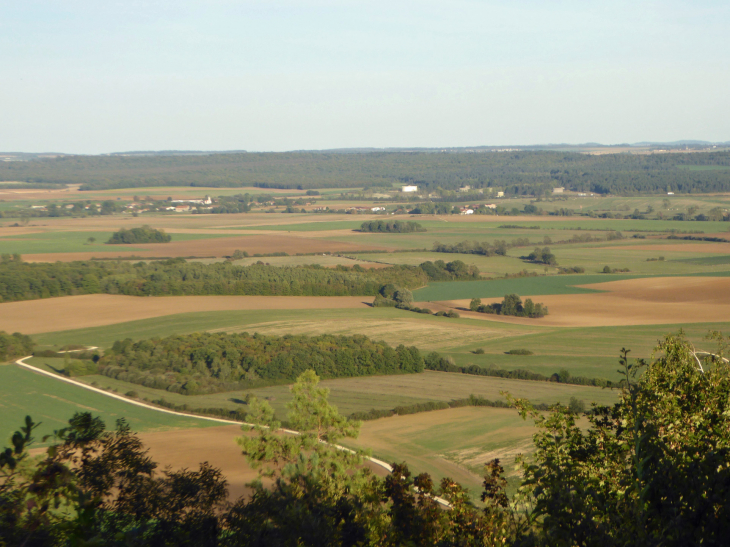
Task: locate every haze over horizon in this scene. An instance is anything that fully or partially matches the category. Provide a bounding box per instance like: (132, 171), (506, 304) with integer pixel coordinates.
(2, 1), (729, 154)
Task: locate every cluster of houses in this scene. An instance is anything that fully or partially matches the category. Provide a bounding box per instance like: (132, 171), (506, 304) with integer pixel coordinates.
(459, 203), (497, 215)
(345, 206), (387, 213)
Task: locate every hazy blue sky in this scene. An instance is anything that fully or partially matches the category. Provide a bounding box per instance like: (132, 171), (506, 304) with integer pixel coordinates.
(2, 0), (728, 153)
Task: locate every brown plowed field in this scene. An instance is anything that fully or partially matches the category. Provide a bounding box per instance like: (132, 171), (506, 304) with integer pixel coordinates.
(137, 425), (389, 501)
(0, 294), (370, 334)
(438, 276), (730, 327)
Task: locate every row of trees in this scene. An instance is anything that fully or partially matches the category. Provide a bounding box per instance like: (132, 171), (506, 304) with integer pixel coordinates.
(4, 334), (730, 545)
(107, 226), (172, 244)
(433, 238), (531, 256)
(358, 220), (425, 233)
(470, 295), (549, 318)
(98, 332), (424, 394)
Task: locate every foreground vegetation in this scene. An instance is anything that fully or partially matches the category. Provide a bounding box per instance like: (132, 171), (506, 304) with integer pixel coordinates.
(2, 334), (729, 546)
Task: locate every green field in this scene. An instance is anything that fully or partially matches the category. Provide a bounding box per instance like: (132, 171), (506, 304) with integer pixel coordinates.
(412, 273), (640, 301)
(0, 230), (232, 255)
(0, 364), (215, 444)
(342, 406), (542, 497)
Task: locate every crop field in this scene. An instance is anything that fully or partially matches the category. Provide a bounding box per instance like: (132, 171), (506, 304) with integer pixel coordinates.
(413, 273), (636, 301)
(0, 363), (215, 443)
(342, 406), (541, 496)
(0, 295), (370, 335)
(4, 188), (730, 505)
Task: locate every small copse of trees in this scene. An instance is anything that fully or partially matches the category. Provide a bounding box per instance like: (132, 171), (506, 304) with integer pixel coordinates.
(107, 225), (171, 244)
(470, 294), (548, 318)
(359, 220), (425, 233)
(526, 246), (557, 266)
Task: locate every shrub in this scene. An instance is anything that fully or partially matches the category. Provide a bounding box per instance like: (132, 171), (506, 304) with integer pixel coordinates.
(506, 349), (533, 355)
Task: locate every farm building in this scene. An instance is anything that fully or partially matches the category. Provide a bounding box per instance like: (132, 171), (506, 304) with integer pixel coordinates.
(401, 185), (418, 193)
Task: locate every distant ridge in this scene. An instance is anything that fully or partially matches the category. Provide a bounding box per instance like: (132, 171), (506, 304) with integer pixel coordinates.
(2, 141), (729, 158)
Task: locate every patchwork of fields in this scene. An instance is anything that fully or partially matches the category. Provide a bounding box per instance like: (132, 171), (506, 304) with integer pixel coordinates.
(3, 188), (730, 503)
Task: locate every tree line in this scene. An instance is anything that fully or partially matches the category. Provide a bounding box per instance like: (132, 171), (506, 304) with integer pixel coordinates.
(98, 332), (424, 394)
(4, 334), (730, 545)
(358, 220), (425, 233)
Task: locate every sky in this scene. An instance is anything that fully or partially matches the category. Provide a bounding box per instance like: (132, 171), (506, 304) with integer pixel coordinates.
(1, 0), (729, 153)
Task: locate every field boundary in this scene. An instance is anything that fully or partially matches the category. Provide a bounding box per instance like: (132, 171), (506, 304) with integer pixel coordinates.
(13, 355), (450, 507)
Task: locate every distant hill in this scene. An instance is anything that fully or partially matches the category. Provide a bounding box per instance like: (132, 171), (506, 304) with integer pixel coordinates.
(1, 145), (729, 195)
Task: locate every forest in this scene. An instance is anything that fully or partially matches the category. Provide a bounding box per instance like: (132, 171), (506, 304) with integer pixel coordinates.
(1, 149), (730, 194)
(0, 256), (485, 303)
(98, 332), (424, 393)
(0, 256), (433, 302)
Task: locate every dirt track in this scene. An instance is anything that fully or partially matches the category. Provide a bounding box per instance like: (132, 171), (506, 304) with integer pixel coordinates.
(439, 276), (730, 327)
(0, 294), (370, 334)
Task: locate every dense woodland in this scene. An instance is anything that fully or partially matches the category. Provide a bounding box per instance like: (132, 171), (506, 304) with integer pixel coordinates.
(107, 226), (171, 244)
(0, 256), (486, 303)
(99, 332), (424, 393)
(3, 335), (730, 546)
(2, 150), (730, 194)
(0, 256), (434, 302)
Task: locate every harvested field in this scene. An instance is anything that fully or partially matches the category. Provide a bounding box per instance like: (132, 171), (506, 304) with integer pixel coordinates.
(0, 294), (370, 334)
(440, 276), (730, 327)
(21, 234), (392, 262)
(218, 317), (527, 351)
(139, 425), (390, 501)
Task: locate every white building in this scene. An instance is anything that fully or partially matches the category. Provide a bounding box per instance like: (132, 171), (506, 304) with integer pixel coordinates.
(552, 187), (565, 194)
(371, 206), (386, 212)
(401, 185), (418, 193)
(497, 191), (504, 197)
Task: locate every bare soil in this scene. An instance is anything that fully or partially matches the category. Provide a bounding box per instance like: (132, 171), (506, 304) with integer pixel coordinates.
(439, 276), (730, 327)
(0, 295), (370, 334)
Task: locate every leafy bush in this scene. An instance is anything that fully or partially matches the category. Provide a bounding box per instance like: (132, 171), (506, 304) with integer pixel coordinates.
(506, 349), (533, 355)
